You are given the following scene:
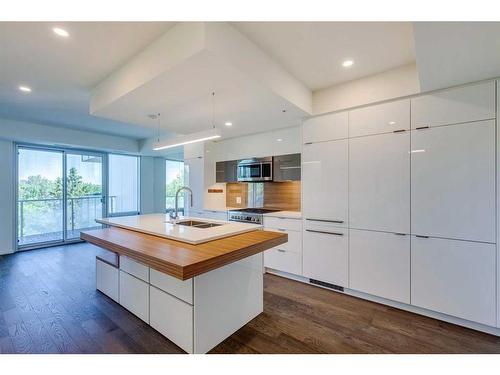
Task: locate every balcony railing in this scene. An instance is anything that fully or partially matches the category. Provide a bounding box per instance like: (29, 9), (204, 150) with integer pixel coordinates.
(18, 195), (115, 246)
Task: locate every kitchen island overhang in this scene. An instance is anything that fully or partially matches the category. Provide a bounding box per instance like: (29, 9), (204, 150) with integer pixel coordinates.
(81, 224), (287, 353)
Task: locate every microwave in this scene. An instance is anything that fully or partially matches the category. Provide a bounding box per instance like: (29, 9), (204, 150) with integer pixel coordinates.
(237, 157), (273, 182)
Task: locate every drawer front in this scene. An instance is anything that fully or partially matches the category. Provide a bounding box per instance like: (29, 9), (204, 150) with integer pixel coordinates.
(120, 256), (149, 282)
(411, 236), (496, 326)
(119, 271), (150, 323)
(150, 269), (193, 304)
(264, 217), (302, 232)
(96, 259), (119, 302)
(150, 286), (194, 354)
(265, 229), (302, 254)
(264, 247), (302, 275)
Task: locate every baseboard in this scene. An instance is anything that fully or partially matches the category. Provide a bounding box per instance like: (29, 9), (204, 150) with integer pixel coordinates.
(264, 268), (500, 337)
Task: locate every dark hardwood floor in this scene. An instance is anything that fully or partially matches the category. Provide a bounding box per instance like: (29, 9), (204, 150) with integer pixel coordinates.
(1, 242), (500, 354)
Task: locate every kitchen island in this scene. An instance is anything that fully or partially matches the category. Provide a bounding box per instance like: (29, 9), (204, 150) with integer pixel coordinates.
(81, 214), (287, 354)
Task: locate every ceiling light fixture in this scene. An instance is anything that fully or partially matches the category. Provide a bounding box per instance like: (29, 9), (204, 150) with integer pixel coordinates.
(53, 27), (70, 37)
(153, 91), (222, 151)
(342, 60), (354, 68)
(276, 138), (283, 142)
(389, 121), (396, 125)
(18, 85), (31, 92)
(225, 122), (233, 127)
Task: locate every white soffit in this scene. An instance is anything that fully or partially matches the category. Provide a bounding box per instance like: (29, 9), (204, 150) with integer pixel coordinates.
(414, 22), (500, 91)
(90, 22), (311, 141)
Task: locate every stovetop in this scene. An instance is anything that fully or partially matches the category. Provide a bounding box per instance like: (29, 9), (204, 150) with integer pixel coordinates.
(228, 208), (281, 214)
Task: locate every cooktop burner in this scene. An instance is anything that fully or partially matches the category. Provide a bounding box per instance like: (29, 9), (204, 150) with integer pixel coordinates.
(229, 208), (281, 214)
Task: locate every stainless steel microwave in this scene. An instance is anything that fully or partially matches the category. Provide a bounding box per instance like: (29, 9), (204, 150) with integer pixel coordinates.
(237, 157), (273, 182)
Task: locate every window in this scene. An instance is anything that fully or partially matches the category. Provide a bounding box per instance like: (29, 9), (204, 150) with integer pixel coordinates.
(108, 154), (139, 215)
(166, 160), (185, 213)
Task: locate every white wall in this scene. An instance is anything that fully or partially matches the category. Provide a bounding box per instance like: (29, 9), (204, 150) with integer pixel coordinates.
(140, 156), (166, 214)
(0, 140), (15, 255)
(312, 63), (421, 115)
(0, 117), (139, 154)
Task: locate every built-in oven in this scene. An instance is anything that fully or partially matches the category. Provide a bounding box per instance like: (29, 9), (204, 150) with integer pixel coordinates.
(237, 157), (273, 182)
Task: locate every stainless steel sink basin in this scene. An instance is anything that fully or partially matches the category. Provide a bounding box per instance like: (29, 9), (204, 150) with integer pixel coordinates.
(176, 220), (223, 229)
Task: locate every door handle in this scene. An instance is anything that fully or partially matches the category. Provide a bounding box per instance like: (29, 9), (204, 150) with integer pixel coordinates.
(415, 126), (430, 130)
(306, 229), (344, 236)
(415, 235), (429, 238)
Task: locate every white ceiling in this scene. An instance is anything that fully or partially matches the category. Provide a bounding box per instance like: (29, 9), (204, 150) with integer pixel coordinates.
(0, 21), (175, 138)
(92, 50), (306, 140)
(233, 22), (416, 91)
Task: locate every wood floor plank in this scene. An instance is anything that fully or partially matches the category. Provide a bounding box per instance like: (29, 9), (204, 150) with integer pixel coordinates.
(1, 242), (500, 354)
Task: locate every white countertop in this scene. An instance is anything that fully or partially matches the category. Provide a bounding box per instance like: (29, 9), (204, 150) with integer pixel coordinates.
(263, 211), (302, 219)
(96, 213), (261, 245)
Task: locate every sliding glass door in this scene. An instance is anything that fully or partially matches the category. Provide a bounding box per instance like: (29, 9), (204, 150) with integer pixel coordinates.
(108, 154), (139, 216)
(17, 146), (106, 249)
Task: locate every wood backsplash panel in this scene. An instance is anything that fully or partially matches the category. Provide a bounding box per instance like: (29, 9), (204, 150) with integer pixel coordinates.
(226, 183), (248, 208)
(264, 181), (301, 211)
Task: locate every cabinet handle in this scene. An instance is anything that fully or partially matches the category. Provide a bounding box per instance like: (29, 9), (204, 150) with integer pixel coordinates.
(277, 249), (286, 253)
(393, 232), (407, 236)
(393, 129), (406, 133)
(304, 142), (313, 145)
(416, 126), (430, 130)
(415, 235), (429, 238)
(306, 218), (344, 224)
(277, 228), (286, 232)
(306, 229), (344, 236)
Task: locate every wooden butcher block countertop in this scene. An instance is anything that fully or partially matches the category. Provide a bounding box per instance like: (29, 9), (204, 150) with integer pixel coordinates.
(81, 227), (287, 280)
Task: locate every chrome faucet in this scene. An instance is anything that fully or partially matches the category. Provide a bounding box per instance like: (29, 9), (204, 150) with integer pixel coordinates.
(170, 186), (193, 222)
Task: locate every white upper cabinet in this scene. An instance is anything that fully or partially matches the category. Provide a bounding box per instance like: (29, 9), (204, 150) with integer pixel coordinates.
(411, 81), (495, 129)
(303, 221), (348, 287)
(272, 126), (301, 155)
(411, 236), (496, 327)
(349, 131), (410, 234)
(349, 229), (410, 304)
(303, 111), (348, 144)
(302, 139), (348, 224)
(411, 120), (495, 243)
(349, 99), (410, 137)
(185, 156), (204, 211)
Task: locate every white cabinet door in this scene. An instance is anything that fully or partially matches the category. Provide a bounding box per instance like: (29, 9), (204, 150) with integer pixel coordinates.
(349, 229), (410, 303)
(119, 271), (150, 323)
(96, 259), (119, 302)
(150, 286), (194, 353)
(302, 139), (348, 225)
(349, 131), (410, 234)
(303, 111), (348, 144)
(411, 120), (495, 243)
(264, 247), (302, 275)
(411, 236), (496, 326)
(272, 126), (301, 155)
(185, 156), (204, 211)
(303, 224), (348, 287)
(411, 81), (495, 129)
(349, 99), (410, 137)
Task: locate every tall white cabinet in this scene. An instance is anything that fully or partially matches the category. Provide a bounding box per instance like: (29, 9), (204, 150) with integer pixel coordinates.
(301, 80), (498, 331)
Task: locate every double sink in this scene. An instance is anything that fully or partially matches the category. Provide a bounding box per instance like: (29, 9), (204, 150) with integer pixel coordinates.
(175, 220), (223, 229)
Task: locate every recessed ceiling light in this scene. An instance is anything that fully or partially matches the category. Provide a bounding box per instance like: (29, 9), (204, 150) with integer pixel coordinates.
(389, 121), (396, 125)
(53, 27), (70, 37)
(276, 138), (283, 142)
(342, 60), (354, 68)
(18, 85), (31, 93)
(224, 122), (233, 127)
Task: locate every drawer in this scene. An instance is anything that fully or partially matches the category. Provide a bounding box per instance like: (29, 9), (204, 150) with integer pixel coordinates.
(264, 216), (302, 232)
(120, 256), (149, 282)
(265, 228), (302, 254)
(150, 269), (193, 304)
(96, 259), (119, 302)
(264, 247), (302, 275)
(119, 271), (149, 323)
(150, 286), (194, 353)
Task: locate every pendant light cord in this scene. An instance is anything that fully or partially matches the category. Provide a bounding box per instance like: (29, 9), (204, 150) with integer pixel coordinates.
(211, 91), (215, 129)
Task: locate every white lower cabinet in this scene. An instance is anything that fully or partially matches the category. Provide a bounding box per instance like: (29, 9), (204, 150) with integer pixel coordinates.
(411, 236), (496, 326)
(303, 222), (348, 287)
(119, 270), (150, 323)
(96, 259), (119, 302)
(150, 286), (194, 353)
(349, 229), (410, 304)
(264, 230), (302, 275)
